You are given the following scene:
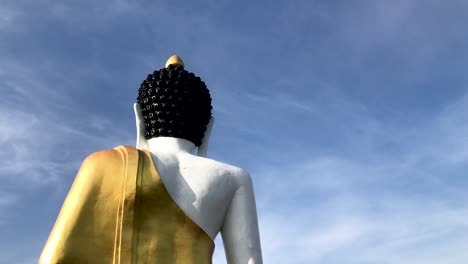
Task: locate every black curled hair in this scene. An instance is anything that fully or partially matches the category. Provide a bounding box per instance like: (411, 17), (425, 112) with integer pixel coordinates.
(136, 64), (212, 146)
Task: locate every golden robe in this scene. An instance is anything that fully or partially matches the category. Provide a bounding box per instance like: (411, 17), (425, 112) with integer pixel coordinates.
(40, 146), (214, 264)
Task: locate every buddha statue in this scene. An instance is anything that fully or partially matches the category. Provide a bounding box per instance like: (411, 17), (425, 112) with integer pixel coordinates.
(39, 55), (263, 264)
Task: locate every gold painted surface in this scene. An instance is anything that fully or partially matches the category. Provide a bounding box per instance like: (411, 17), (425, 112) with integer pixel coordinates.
(39, 146), (214, 264)
(165, 55), (185, 68)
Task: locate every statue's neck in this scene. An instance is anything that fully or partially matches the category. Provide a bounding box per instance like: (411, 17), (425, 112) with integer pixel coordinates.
(145, 137), (197, 154)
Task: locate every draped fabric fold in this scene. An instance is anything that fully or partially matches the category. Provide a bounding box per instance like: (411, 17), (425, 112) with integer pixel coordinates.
(40, 146), (214, 264)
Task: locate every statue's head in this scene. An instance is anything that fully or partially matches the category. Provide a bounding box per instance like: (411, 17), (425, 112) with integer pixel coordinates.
(136, 55), (213, 147)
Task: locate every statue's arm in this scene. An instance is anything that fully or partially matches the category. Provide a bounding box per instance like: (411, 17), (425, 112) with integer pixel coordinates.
(221, 172), (263, 264)
(39, 153), (98, 263)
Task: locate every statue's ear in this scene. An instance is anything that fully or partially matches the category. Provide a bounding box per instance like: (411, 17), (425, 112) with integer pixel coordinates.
(134, 103), (148, 149)
(197, 117), (214, 157)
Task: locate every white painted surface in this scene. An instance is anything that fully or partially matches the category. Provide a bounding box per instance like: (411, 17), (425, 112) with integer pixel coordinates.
(134, 103), (263, 264)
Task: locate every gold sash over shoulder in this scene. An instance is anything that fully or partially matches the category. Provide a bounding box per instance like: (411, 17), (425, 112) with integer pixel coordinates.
(40, 146), (214, 264)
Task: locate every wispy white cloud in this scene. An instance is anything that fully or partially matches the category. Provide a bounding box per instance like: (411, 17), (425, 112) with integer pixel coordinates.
(423, 94), (468, 164)
(254, 201), (468, 264)
(0, 59), (133, 186)
(0, 6), (20, 30)
(244, 155), (468, 263)
(0, 192), (17, 225)
(48, 0), (146, 28)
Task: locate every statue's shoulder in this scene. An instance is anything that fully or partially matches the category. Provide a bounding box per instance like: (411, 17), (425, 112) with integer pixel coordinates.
(192, 155), (252, 186)
(82, 145), (136, 166)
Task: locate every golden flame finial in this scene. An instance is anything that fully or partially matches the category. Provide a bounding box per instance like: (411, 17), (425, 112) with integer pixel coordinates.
(165, 55), (185, 68)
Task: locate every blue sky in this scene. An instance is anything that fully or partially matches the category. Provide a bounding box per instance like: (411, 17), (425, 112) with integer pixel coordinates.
(1, 0), (468, 263)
